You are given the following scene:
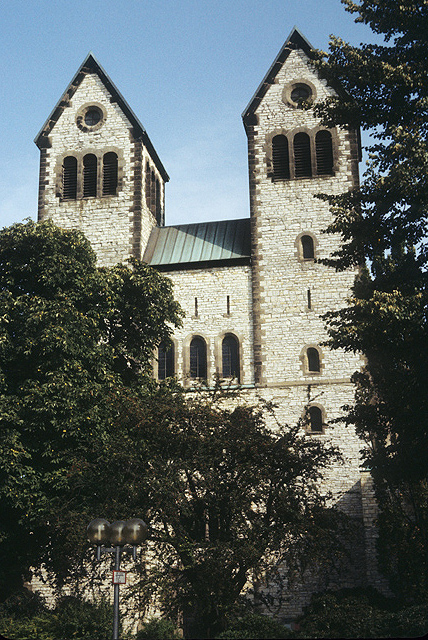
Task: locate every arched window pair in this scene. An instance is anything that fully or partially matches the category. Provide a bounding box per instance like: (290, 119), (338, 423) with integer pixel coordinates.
(157, 334), (240, 381)
(145, 162), (162, 225)
(62, 152), (118, 200)
(272, 130), (333, 181)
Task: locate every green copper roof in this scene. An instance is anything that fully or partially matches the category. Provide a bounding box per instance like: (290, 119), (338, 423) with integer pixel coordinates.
(143, 218), (251, 269)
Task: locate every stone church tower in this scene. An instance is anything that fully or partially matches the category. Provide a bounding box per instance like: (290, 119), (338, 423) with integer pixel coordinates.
(35, 28), (382, 615)
(35, 53), (168, 266)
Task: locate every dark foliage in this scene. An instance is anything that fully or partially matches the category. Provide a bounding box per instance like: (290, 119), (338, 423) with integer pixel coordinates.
(314, 0), (428, 600)
(297, 587), (428, 638)
(0, 220), (182, 599)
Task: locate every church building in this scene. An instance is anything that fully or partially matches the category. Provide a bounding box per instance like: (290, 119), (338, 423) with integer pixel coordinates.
(34, 28), (382, 615)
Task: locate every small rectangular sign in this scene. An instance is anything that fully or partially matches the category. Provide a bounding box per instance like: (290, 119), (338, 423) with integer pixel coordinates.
(112, 570), (127, 584)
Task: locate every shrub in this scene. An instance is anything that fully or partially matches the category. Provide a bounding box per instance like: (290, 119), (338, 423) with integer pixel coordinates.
(297, 588), (428, 639)
(0, 593), (113, 640)
(47, 596), (113, 639)
(136, 617), (181, 639)
(215, 613), (292, 639)
(387, 603), (428, 638)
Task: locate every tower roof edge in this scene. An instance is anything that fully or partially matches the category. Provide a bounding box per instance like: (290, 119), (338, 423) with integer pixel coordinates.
(34, 52), (169, 181)
(241, 27), (315, 122)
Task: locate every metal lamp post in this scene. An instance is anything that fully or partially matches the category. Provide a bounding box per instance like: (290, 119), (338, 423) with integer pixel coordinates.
(87, 517), (148, 640)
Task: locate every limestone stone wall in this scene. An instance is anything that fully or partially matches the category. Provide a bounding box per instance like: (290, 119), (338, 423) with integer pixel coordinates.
(247, 48), (361, 390)
(160, 264), (254, 386)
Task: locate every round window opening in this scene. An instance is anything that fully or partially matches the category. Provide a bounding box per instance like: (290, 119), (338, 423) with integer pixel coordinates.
(84, 108), (102, 127)
(291, 84), (312, 104)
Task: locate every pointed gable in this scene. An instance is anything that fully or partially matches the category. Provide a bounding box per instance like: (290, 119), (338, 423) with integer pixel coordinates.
(242, 27), (314, 126)
(34, 53), (168, 181)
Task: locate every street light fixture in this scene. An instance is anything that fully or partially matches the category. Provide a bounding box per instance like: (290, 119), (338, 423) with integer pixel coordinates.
(87, 518), (148, 640)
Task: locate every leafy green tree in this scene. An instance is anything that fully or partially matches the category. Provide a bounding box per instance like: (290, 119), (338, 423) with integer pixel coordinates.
(0, 220), (182, 600)
(315, 0), (428, 600)
(0, 221), (351, 637)
(73, 383), (348, 639)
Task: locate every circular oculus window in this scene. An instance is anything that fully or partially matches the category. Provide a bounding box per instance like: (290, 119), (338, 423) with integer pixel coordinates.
(291, 84), (312, 104)
(76, 104), (106, 132)
(84, 108), (102, 126)
(283, 81), (316, 108)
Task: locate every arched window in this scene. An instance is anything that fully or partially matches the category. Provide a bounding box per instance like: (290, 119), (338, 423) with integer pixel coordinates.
(83, 154), (97, 197)
(145, 162), (151, 209)
(222, 334), (240, 381)
(150, 170), (156, 216)
(62, 156), (77, 200)
(190, 337), (207, 379)
(293, 132), (312, 178)
(102, 152), (118, 195)
(301, 235), (315, 260)
(308, 406), (323, 432)
(272, 135), (290, 180)
(307, 347), (320, 373)
(158, 341), (174, 380)
(155, 178), (161, 225)
(316, 130), (334, 175)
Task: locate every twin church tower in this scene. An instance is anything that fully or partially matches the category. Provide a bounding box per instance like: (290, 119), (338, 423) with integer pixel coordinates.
(35, 28), (376, 612)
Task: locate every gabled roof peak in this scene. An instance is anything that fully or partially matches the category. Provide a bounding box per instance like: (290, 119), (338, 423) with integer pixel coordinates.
(34, 52), (168, 181)
(242, 27), (315, 122)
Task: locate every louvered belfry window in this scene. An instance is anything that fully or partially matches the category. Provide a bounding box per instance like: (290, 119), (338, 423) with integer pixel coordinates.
(155, 178), (162, 225)
(62, 156), (77, 200)
(190, 337), (207, 379)
(83, 154), (97, 197)
(222, 334), (240, 381)
(102, 152), (118, 195)
(294, 132), (312, 178)
(316, 130), (334, 175)
(272, 135), (290, 180)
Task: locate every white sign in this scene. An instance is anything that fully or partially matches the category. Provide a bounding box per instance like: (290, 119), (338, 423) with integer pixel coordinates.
(112, 570), (127, 584)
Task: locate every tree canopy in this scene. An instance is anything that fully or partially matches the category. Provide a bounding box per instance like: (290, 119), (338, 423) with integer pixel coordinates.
(0, 220), (182, 599)
(65, 383), (345, 639)
(0, 221), (346, 639)
(316, 0), (428, 600)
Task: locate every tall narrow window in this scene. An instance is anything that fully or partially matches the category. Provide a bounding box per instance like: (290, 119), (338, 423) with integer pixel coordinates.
(150, 170), (156, 216)
(222, 334), (240, 381)
(155, 178), (161, 225)
(62, 156), (77, 200)
(158, 341), (174, 380)
(316, 130), (334, 175)
(102, 152), (118, 195)
(308, 406), (323, 432)
(294, 132), (312, 178)
(83, 154), (97, 197)
(190, 337), (207, 379)
(301, 235), (315, 260)
(145, 162), (151, 209)
(272, 135), (290, 180)
(307, 347), (320, 373)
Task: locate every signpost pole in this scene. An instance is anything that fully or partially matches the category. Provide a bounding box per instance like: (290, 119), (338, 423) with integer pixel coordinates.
(112, 545), (121, 640)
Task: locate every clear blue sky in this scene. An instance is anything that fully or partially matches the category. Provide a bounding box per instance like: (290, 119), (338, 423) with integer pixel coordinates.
(0, 0), (375, 228)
